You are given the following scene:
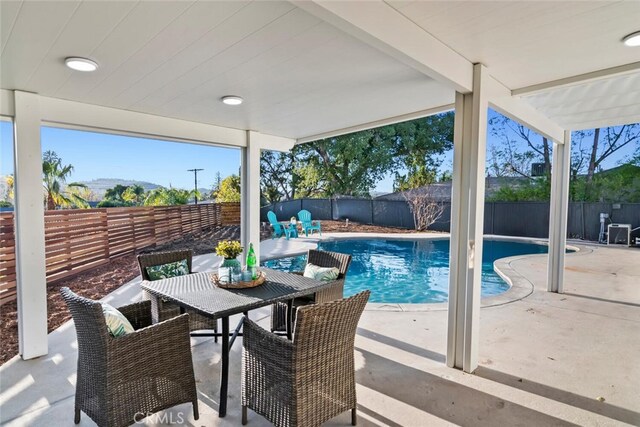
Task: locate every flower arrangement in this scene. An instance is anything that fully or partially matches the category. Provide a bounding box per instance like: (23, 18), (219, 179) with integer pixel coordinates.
(215, 240), (243, 259)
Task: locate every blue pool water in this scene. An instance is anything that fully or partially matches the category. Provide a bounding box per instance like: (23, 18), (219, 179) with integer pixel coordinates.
(262, 239), (551, 303)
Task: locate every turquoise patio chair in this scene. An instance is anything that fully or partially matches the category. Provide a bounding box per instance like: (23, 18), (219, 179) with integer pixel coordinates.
(298, 209), (322, 236)
(267, 211), (297, 240)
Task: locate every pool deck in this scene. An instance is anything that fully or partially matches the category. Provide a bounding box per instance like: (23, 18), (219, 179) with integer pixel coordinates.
(1, 234), (639, 426)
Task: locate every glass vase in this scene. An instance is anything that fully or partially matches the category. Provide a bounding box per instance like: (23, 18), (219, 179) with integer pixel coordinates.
(222, 258), (241, 275)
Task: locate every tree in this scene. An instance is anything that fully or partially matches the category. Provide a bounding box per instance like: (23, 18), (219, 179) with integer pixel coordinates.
(571, 125), (640, 199)
(259, 114), (455, 200)
(295, 126), (398, 197)
(393, 112), (455, 191)
(122, 184), (145, 205)
(143, 187), (193, 206)
(42, 150), (88, 210)
(215, 175), (241, 202)
(570, 164), (640, 203)
(210, 172), (223, 200)
(101, 184), (145, 206)
(403, 187), (446, 231)
(260, 151), (296, 202)
(260, 149), (327, 202)
(487, 111), (640, 202)
(488, 113), (551, 177)
(293, 163), (324, 199)
(487, 176), (551, 202)
(487, 141), (539, 179)
(66, 186), (97, 208)
(96, 199), (129, 208)
(104, 184), (129, 202)
(631, 143), (640, 166)
(0, 175), (13, 204)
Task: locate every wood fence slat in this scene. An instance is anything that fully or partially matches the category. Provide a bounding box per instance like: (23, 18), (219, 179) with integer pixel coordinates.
(0, 202), (239, 306)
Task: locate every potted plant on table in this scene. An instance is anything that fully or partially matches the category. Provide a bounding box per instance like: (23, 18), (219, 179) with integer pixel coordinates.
(216, 240), (243, 273)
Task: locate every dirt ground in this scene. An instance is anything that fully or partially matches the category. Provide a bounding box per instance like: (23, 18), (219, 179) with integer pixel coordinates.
(0, 221), (419, 365)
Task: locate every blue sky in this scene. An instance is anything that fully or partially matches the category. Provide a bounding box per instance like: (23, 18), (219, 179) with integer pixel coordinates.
(0, 123), (240, 191)
(367, 110), (636, 192)
(1, 112), (637, 194)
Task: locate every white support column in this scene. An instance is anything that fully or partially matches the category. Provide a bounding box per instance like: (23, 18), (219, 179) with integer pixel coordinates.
(240, 131), (262, 263)
(447, 91), (471, 369)
(240, 131), (294, 263)
(240, 146), (249, 260)
(547, 131), (571, 293)
(447, 64), (489, 373)
(13, 91), (48, 359)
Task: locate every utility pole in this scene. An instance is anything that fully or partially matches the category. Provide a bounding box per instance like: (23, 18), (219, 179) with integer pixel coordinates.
(187, 168), (204, 204)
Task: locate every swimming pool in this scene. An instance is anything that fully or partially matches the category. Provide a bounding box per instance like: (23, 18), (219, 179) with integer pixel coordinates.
(262, 239), (551, 303)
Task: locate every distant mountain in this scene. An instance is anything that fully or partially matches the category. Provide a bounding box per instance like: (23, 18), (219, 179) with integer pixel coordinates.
(78, 178), (162, 199)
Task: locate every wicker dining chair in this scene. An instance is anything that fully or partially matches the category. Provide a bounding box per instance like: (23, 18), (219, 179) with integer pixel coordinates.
(138, 250), (218, 341)
(271, 250), (352, 333)
(243, 290), (370, 427)
(60, 287), (199, 427)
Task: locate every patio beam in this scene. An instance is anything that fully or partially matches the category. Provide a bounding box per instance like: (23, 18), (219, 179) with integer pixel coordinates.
(512, 61), (640, 97)
(547, 131), (572, 293)
(296, 103), (454, 145)
(447, 64), (489, 373)
(293, 0), (473, 93)
(13, 91), (48, 359)
(38, 95), (246, 148)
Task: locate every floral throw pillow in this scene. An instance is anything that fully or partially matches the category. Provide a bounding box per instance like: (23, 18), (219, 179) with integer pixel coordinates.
(303, 263), (340, 281)
(102, 303), (135, 337)
(146, 259), (189, 281)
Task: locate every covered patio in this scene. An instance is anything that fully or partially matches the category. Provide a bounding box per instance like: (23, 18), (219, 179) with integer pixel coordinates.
(1, 238), (639, 426)
(1, 1), (639, 425)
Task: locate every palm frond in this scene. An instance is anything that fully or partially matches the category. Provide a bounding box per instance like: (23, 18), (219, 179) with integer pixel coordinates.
(67, 182), (87, 188)
(67, 193), (90, 209)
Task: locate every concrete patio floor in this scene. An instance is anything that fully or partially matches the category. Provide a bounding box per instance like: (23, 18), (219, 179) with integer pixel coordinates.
(1, 236), (639, 426)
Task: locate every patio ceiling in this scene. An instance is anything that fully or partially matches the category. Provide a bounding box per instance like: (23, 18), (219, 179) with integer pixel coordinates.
(1, 1), (639, 144)
(516, 71), (640, 130)
(0, 0), (452, 140)
(386, 1), (640, 130)
(388, 1), (639, 89)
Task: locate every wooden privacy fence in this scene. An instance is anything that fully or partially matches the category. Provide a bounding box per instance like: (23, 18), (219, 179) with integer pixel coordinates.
(0, 214), (16, 306)
(0, 203), (240, 306)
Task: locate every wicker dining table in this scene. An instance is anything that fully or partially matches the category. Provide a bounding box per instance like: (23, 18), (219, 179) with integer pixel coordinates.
(140, 268), (335, 417)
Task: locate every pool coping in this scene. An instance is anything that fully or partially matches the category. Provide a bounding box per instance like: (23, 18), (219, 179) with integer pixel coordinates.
(263, 232), (585, 312)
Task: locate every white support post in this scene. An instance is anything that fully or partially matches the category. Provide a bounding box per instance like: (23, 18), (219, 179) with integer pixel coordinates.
(240, 131), (294, 263)
(240, 132), (263, 263)
(240, 146), (249, 260)
(447, 91), (471, 369)
(13, 91), (48, 359)
(447, 65), (489, 373)
(547, 131), (571, 293)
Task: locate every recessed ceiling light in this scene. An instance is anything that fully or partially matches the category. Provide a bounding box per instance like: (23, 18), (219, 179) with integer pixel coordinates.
(221, 95), (243, 106)
(622, 31), (640, 47)
(65, 57), (98, 72)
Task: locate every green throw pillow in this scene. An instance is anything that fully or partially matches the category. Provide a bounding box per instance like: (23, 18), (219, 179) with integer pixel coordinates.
(303, 263), (339, 281)
(102, 303), (135, 337)
(145, 259), (189, 281)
